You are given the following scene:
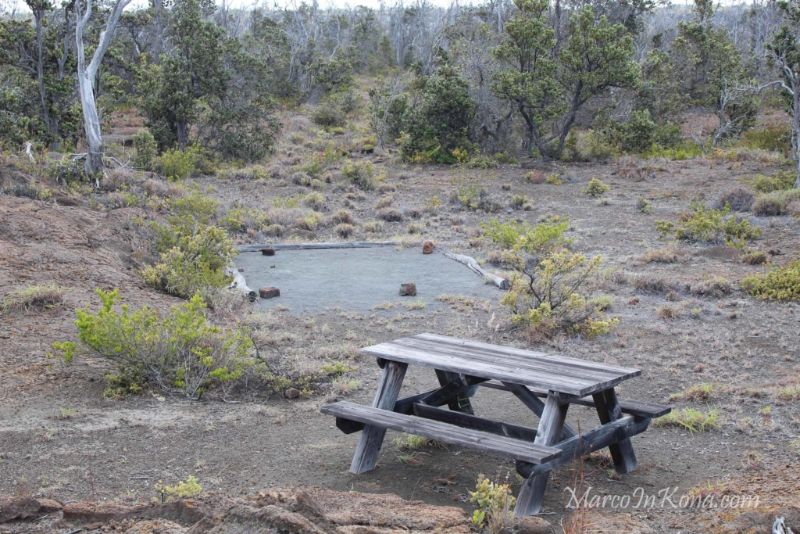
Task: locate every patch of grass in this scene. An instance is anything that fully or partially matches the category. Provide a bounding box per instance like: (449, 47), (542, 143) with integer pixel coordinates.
(1, 284), (64, 313)
(717, 187), (754, 212)
(510, 194), (532, 210)
(302, 192), (326, 211)
(739, 125), (791, 153)
(742, 260), (800, 301)
(741, 250), (768, 265)
(342, 161), (377, 191)
(641, 246), (683, 264)
(777, 385), (800, 401)
(363, 220), (384, 233)
(643, 142), (704, 160)
(670, 383), (714, 402)
(377, 208), (403, 222)
(155, 475), (203, 502)
(690, 277), (733, 298)
(334, 223), (355, 238)
(393, 433), (442, 451)
(544, 173), (563, 185)
(750, 171), (795, 193)
(655, 408), (720, 432)
(752, 189), (800, 216)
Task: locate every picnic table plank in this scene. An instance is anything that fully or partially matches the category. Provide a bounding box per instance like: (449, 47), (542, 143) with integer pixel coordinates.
(361, 334), (640, 396)
(323, 401), (561, 463)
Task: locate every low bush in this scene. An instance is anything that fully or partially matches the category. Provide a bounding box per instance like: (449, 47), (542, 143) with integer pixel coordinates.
(742, 259), (800, 301)
(739, 125), (791, 154)
(342, 161), (376, 191)
(563, 129), (617, 162)
(142, 225), (235, 298)
(56, 289), (254, 399)
(158, 147), (200, 181)
(656, 203), (761, 247)
(312, 105), (345, 128)
(377, 208), (403, 222)
(468, 475), (515, 532)
(717, 187), (754, 212)
(750, 171), (795, 193)
(584, 177), (610, 197)
(302, 192), (326, 211)
(133, 130), (158, 171)
(483, 218), (616, 338)
(752, 189), (800, 216)
(335, 223), (355, 238)
(642, 141), (704, 160)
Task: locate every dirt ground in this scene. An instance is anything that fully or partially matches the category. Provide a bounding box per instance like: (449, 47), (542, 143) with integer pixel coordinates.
(1, 110), (799, 533)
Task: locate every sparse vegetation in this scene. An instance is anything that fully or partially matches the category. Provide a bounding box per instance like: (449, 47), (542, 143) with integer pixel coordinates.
(742, 260), (800, 301)
(655, 408), (720, 432)
(656, 202), (761, 247)
(1, 284), (64, 313)
(468, 474), (515, 532)
(584, 177), (610, 197)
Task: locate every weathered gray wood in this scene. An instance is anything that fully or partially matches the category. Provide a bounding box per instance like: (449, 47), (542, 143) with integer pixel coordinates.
(362, 334), (640, 396)
(442, 251), (510, 289)
(502, 382), (576, 440)
(322, 401), (560, 463)
(515, 414), (651, 478)
(481, 381), (671, 418)
(515, 394), (569, 516)
(349, 361), (407, 474)
(412, 403), (537, 441)
(593, 388), (638, 474)
(238, 241), (397, 253)
(435, 370), (476, 414)
(225, 265), (256, 302)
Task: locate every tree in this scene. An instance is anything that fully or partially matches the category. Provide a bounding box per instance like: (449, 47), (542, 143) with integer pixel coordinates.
(75, 0), (133, 175)
(25, 0), (53, 135)
(492, 0), (638, 159)
(769, 0), (800, 187)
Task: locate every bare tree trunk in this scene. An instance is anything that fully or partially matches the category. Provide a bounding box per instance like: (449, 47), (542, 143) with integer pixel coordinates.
(74, 0), (133, 176)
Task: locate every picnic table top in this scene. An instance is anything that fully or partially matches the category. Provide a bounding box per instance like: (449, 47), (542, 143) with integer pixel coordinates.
(361, 333), (641, 397)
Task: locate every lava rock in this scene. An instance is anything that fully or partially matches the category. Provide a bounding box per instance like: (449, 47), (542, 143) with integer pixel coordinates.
(260, 248), (276, 256)
(422, 240), (435, 254)
(259, 287), (280, 299)
(399, 283), (417, 296)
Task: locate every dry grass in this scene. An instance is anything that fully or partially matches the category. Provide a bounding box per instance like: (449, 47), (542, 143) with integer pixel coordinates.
(1, 284), (64, 313)
(640, 246), (685, 264)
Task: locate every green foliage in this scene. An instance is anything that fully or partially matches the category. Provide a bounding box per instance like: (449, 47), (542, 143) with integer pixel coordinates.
(400, 65), (475, 164)
(47, 157), (86, 184)
(468, 475), (515, 531)
(142, 225), (235, 298)
(750, 171), (796, 193)
(656, 202), (761, 247)
(642, 141), (705, 160)
(739, 125), (792, 154)
(312, 105), (345, 128)
(157, 147), (200, 181)
(342, 161), (377, 191)
(156, 475), (203, 502)
(57, 289), (253, 399)
(584, 177), (610, 197)
(483, 218), (614, 337)
(742, 260), (800, 301)
(600, 109), (682, 153)
(130, 130), (156, 171)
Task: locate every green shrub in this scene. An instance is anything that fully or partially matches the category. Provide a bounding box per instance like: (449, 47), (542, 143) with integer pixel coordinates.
(483, 218), (615, 338)
(742, 260), (800, 301)
(656, 203), (761, 247)
(57, 289), (253, 399)
(739, 125), (791, 154)
(158, 146), (200, 181)
(133, 130), (158, 170)
(642, 141), (704, 160)
(468, 475), (515, 531)
(584, 177), (610, 197)
(142, 225), (235, 298)
(655, 408), (720, 432)
(312, 105), (345, 128)
(563, 130), (617, 162)
(342, 161), (376, 191)
(750, 171), (796, 193)
(48, 157), (86, 184)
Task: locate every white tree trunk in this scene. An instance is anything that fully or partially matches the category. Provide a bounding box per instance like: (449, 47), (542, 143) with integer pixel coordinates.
(75, 0), (132, 176)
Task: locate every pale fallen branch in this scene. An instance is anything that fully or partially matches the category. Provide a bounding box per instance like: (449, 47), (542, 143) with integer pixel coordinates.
(226, 265), (256, 302)
(443, 250), (510, 290)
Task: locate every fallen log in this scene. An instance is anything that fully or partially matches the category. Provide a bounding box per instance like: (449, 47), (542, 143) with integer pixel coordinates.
(226, 265), (256, 302)
(442, 251), (510, 290)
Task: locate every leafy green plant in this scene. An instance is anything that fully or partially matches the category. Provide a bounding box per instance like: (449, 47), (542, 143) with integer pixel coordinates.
(342, 161), (377, 191)
(56, 289), (253, 399)
(656, 202), (761, 247)
(133, 130), (158, 170)
(750, 171), (796, 193)
(584, 177), (610, 197)
(468, 474), (516, 532)
(143, 225), (235, 298)
(742, 259), (800, 301)
(155, 475), (203, 502)
(158, 146), (200, 181)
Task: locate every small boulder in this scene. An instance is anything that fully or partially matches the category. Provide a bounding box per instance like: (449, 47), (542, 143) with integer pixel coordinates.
(399, 283), (417, 297)
(260, 248), (276, 256)
(259, 287), (280, 299)
(284, 388), (300, 399)
(422, 240), (435, 254)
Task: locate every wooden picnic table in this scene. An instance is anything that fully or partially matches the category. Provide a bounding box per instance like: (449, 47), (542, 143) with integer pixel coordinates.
(321, 333), (671, 516)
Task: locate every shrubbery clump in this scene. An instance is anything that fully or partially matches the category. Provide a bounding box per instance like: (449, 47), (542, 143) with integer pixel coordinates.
(133, 130), (158, 170)
(482, 218), (617, 338)
(56, 289), (254, 399)
(742, 260), (800, 301)
(157, 146), (200, 181)
(656, 202), (761, 247)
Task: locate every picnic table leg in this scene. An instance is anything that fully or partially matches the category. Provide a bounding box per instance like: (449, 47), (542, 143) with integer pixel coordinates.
(503, 382), (576, 440)
(435, 370), (475, 414)
(514, 393), (568, 516)
(592, 388), (637, 474)
(350, 361), (408, 474)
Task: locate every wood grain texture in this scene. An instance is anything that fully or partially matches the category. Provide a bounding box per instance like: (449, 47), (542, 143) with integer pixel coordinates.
(322, 401), (561, 463)
(349, 361), (407, 474)
(593, 388), (638, 474)
(361, 333), (640, 396)
(502, 381), (577, 440)
(514, 394), (569, 516)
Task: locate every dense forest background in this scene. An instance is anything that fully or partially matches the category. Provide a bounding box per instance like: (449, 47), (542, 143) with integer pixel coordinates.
(1, 0), (800, 182)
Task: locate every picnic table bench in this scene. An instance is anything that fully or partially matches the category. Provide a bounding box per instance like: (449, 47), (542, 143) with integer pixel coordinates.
(321, 333), (670, 516)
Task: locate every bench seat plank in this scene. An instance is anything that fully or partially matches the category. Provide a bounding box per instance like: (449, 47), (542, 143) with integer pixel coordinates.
(362, 333), (640, 397)
(322, 401), (561, 464)
(478, 381), (671, 418)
